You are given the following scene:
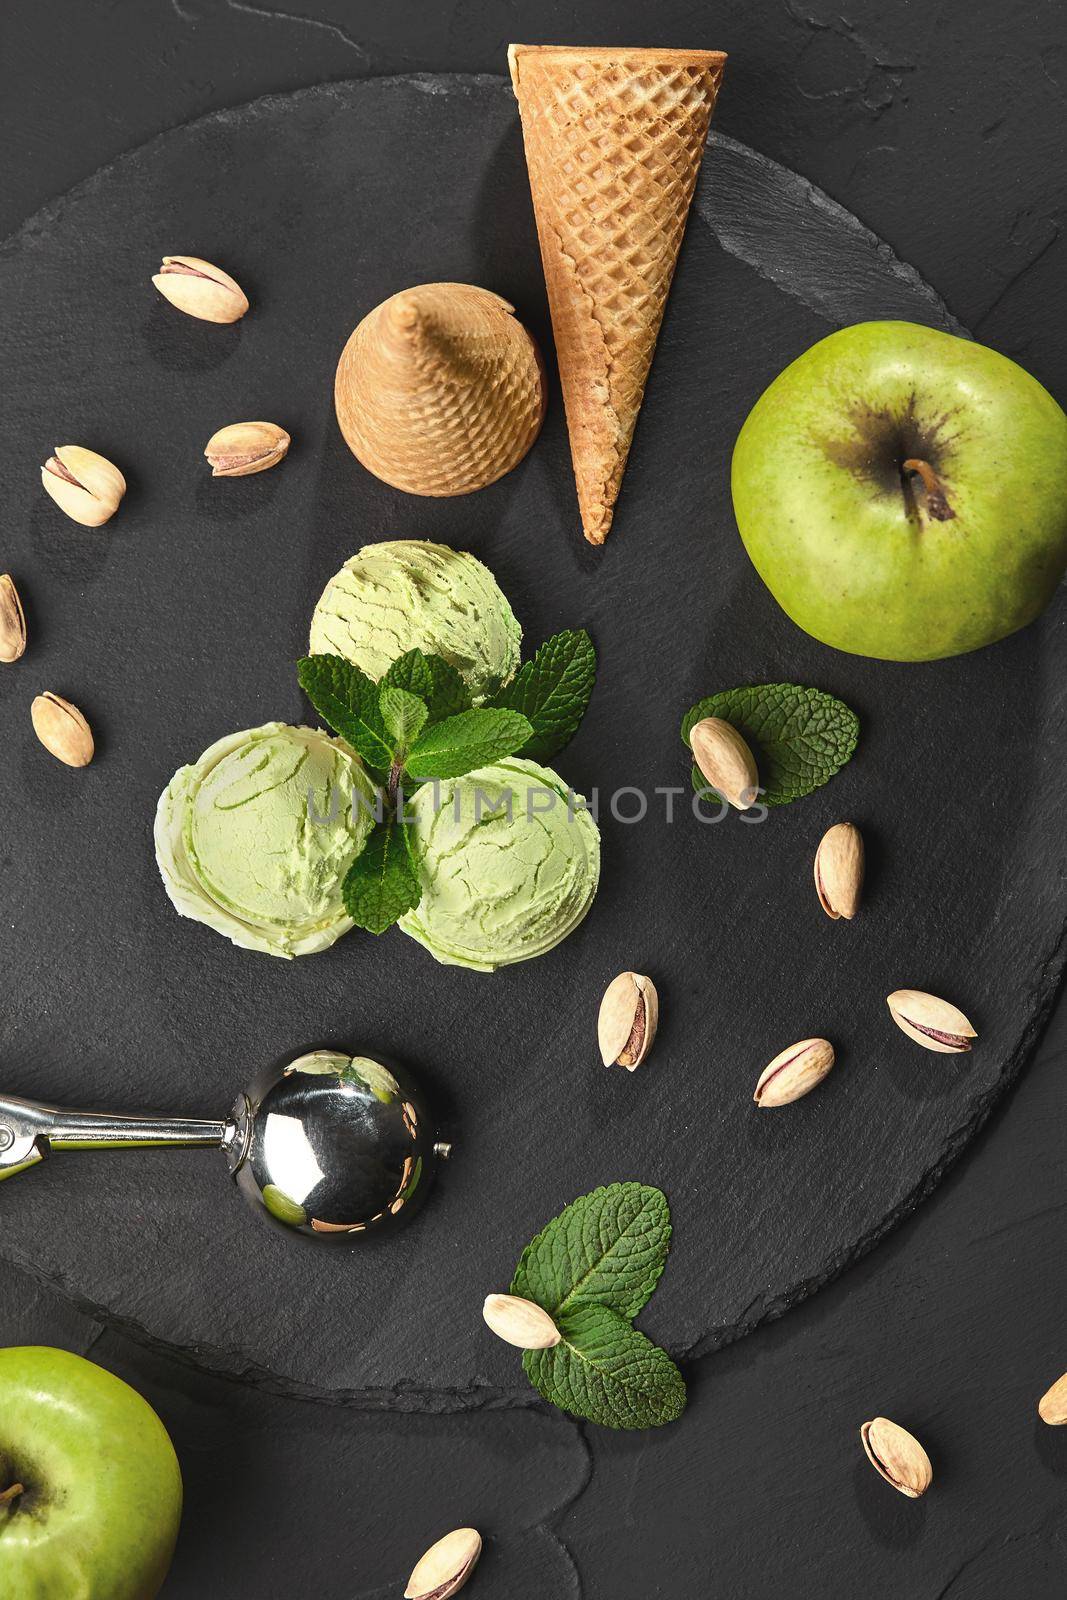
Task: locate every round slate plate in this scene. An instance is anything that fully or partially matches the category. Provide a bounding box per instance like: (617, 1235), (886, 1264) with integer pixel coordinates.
(0, 76), (1063, 1403)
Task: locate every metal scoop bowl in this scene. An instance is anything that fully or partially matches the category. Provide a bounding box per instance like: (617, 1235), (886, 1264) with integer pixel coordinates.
(0, 1047), (449, 1241)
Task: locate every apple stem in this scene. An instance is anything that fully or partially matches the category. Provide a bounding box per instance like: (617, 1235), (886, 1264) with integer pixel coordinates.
(902, 457), (955, 521)
(0, 1483), (23, 1506)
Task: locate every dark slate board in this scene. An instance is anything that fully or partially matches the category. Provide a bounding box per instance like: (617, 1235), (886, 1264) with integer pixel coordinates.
(0, 75), (1063, 1402)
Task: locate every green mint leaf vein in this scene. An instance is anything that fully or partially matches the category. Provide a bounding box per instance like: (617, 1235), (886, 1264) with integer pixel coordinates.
(405, 708), (532, 782)
(379, 685), (428, 750)
(297, 654), (395, 776)
(341, 814), (420, 935)
(487, 629), (596, 762)
(682, 682), (859, 807)
(382, 649), (471, 725)
(512, 1182), (671, 1319)
(523, 1304), (686, 1431)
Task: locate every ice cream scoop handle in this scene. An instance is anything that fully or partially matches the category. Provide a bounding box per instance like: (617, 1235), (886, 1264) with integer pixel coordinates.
(0, 1092), (232, 1178)
(47, 1111), (228, 1150)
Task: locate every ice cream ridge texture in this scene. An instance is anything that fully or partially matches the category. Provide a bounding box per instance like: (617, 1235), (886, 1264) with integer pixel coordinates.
(155, 722), (377, 958)
(399, 758), (600, 971)
(309, 539), (521, 699)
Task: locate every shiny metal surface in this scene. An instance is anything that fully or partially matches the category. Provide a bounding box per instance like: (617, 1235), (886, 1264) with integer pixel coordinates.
(0, 1092), (231, 1181)
(234, 1050), (439, 1239)
(0, 1047), (443, 1240)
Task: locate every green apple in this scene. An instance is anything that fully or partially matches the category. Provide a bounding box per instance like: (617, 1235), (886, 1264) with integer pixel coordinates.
(731, 321), (1067, 660)
(0, 1347), (182, 1600)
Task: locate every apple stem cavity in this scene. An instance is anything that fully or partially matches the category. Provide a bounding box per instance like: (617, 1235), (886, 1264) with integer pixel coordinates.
(902, 457), (955, 522)
(0, 1482), (24, 1507)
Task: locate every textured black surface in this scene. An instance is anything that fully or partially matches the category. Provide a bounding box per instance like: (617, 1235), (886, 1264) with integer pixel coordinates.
(1, 72), (1064, 1404)
(4, 1022), (1067, 1599)
(2, 3), (1067, 1597)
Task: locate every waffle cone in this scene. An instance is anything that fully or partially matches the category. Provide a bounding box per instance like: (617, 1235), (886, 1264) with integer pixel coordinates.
(509, 45), (726, 543)
(334, 282), (546, 497)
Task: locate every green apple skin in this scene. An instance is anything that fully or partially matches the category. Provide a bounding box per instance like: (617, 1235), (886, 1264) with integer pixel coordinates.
(0, 1347), (182, 1600)
(731, 321), (1067, 660)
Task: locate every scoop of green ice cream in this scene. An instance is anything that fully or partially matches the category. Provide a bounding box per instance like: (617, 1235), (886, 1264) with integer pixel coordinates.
(154, 722), (378, 958)
(398, 758), (600, 970)
(309, 539), (521, 698)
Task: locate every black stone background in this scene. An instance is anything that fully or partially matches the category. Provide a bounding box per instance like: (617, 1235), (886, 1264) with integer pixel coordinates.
(2, 3), (1066, 1596)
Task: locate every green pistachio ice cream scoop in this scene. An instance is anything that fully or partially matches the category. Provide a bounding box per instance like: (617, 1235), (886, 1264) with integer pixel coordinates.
(308, 538), (521, 699)
(399, 757), (600, 970)
(154, 722), (378, 957)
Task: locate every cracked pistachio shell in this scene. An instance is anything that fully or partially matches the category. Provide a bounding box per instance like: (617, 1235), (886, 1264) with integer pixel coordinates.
(0, 575), (27, 663)
(887, 990), (976, 1053)
(861, 1417), (933, 1498)
(689, 716), (759, 809)
(404, 1528), (482, 1600)
(598, 971), (658, 1069)
(41, 446), (126, 527)
(152, 255), (249, 323)
(1038, 1372), (1067, 1425)
(482, 1293), (561, 1350)
(31, 692), (94, 767)
(754, 1037), (834, 1107)
(204, 420), (290, 478)
(814, 821), (864, 919)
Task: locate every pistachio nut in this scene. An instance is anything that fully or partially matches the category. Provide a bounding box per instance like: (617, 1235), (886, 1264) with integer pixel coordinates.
(598, 971), (658, 1069)
(860, 1417), (933, 1498)
(754, 1037), (834, 1107)
(31, 692), (94, 767)
(0, 575), (27, 663)
(152, 255), (249, 323)
(204, 421), (290, 478)
(41, 446), (126, 527)
(814, 821), (864, 919)
(689, 716), (759, 810)
(404, 1528), (482, 1600)
(482, 1293), (561, 1350)
(1038, 1371), (1067, 1425)
(887, 990), (976, 1053)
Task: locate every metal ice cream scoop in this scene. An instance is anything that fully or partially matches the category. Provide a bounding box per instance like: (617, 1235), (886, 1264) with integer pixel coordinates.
(0, 1047), (449, 1241)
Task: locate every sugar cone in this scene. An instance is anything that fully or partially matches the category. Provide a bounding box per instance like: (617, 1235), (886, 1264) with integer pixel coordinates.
(509, 45), (726, 544)
(335, 282), (547, 497)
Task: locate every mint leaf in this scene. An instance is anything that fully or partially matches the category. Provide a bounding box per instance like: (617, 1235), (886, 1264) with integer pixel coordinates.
(508, 1184), (683, 1431)
(381, 649), (434, 699)
(682, 683), (859, 807)
(512, 1182), (670, 1319)
(341, 815), (420, 934)
(382, 650), (471, 725)
(379, 685), (428, 750)
(487, 629), (596, 762)
(405, 708), (532, 782)
(523, 1304), (686, 1430)
(298, 655), (395, 776)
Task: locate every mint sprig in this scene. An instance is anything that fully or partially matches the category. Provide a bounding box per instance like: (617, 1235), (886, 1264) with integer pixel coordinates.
(297, 624), (597, 938)
(298, 651), (532, 935)
(487, 628), (596, 762)
(682, 682), (859, 807)
(509, 1183), (685, 1430)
